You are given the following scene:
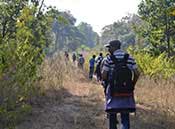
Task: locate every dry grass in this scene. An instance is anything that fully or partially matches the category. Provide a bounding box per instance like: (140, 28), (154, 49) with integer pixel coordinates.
(17, 53), (175, 129)
(134, 76), (175, 129)
(17, 53), (107, 129)
(136, 76), (175, 114)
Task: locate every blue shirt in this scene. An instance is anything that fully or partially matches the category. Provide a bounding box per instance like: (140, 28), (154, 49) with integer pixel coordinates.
(89, 58), (95, 67)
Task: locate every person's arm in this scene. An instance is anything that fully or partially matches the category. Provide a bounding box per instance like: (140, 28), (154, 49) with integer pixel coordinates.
(101, 57), (109, 80)
(129, 55), (140, 86)
(133, 68), (140, 86)
(101, 70), (108, 94)
(102, 70), (108, 80)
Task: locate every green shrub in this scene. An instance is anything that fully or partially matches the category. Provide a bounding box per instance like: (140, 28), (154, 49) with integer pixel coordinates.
(128, 47), (175, 79)
(0, 6), (49, 128)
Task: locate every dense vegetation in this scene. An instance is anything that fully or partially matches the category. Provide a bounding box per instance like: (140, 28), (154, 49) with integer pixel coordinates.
(0, 0), (54, 128)
(49, 11), (99, 54)
(100, 14), (140, 47)
(138, 0), (175, 56)
(132, 0), (175, 78)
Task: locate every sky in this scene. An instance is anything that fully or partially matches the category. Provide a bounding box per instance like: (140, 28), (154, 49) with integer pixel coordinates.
(44, 0), (141, 34)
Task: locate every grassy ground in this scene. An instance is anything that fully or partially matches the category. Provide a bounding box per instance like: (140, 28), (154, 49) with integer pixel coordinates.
(16, 56), (175, 129)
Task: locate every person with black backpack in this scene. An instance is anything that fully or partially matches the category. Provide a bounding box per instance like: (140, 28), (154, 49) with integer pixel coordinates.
(78, 54), (85, 69)
(95, 53), (103, 81)
(101, 40), (140, 129)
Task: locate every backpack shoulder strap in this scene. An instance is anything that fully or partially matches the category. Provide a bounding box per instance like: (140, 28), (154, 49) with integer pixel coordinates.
(124, 53), (129, 61)
(110, 53), (129, 65)
(110, 54), (118, 65)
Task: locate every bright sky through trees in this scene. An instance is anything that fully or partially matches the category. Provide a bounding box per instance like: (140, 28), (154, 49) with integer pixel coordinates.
(44, 0), (141, 34)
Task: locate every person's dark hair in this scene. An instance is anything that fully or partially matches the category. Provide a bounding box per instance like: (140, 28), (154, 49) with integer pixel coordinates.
(93, 55), (96, 58)
(99, 53), (103, 56)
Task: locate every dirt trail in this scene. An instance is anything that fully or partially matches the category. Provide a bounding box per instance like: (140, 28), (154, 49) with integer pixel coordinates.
(17, 76), (106, 129)
(17, 76), (175, 129)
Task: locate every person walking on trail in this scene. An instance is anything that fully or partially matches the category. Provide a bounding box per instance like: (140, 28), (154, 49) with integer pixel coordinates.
(101, 40), (140, 129)
(78, 54), (85, 69)
(95, 53), (103, 81)
(72, 52), (77, 63)
(64, 51), (69, 61)
(89, 55), (96, 79)
(100, 53), (110, 93)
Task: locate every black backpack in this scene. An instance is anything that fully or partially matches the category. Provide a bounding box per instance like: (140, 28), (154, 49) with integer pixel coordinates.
(109, 54), (134, 96)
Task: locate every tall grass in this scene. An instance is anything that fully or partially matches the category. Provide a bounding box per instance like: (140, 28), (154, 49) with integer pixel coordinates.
(136, 76), (175, 112)
(0, 52), (79, 128)
(38, 52), (82, 92)
(135, 76), (175, 128)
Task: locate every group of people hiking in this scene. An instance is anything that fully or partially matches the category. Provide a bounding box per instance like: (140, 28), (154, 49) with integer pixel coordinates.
(64, 51), (85, 69)
(88, 52), (104, 80)
(64, 39), (140, 129)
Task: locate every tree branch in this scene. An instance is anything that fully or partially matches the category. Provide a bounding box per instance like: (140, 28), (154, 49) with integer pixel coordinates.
(37, 0), (45, 17)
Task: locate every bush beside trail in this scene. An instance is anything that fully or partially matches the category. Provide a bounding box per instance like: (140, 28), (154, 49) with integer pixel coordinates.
(128, 47), (175, 79)
(0, 2), (53, 128)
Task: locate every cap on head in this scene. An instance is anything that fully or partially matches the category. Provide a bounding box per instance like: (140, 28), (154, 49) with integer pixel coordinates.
(104, 40), (121, 49)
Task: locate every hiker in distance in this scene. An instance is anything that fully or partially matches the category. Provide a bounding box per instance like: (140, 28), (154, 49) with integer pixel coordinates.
(89, 55), (96, 79)
(78, 54), (85, 69)
(72, 52), (77, 63)
(64, 51), (69, 61)
(95, 52), (103, 81)
(101, 40), (140, 129)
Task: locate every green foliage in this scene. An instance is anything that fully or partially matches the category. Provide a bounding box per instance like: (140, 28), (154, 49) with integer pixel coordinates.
(77, 22), (99, 48)
(0, 104), (32, 128)
(49, 11), (99, 53)
(100, 14), (139, 47)
(77, 45), (90, 52)
(128, 47), (175, 79)
(0, 1), (54, 128)
(138, 0), (175, 56)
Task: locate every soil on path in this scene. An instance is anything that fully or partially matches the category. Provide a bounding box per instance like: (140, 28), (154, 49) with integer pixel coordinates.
(17, 76), (175, 129)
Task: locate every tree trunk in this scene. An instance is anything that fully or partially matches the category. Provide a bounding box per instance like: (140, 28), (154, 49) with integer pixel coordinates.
(2, 20), (7, 38)
(165, 14), (171, 57)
